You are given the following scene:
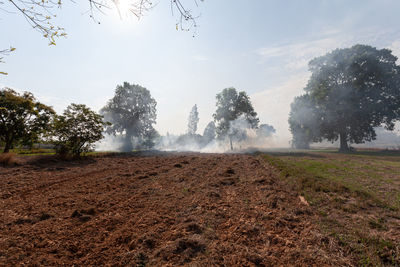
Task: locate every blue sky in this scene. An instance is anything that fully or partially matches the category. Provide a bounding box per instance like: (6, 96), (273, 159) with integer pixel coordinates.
(1, 0), (400, 145)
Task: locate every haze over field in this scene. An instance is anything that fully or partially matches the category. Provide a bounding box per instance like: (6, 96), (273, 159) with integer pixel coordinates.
(2, 2), (400, 265)
(2, 0), (400, 147)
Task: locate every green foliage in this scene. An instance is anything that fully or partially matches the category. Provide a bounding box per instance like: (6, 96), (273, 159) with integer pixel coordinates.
(101, 82), (158, 151)
(52, 104), (108, 157)
(0, 88), (55, 153)
(213, 87), (259, 138)
(213, 87), (259, 150)
(289, 44), (400, 151)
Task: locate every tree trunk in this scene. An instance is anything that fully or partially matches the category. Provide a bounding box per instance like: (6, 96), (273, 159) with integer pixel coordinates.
(3, 134), (11, 153)
(229, 136), (233, 151)
(122, 131), (133, 152)
(4, 141), (11, 153)
(339, 132), (349, 152)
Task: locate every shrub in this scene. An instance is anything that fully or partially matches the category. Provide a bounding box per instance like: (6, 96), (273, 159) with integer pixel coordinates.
(52, 104), (110, 157)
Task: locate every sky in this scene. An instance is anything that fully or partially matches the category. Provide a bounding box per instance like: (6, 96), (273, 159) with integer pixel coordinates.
(1, 0), (400, 146)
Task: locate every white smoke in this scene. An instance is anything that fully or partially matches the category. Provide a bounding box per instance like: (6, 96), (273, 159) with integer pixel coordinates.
(95, 134), (127, 152)
(154, 115), (277, 153)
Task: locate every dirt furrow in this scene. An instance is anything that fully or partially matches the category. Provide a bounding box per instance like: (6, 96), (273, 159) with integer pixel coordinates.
(0, 153), (351, 266)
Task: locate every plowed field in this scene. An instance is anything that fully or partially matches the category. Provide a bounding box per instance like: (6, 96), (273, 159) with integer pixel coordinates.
(0, 153), (350, 266)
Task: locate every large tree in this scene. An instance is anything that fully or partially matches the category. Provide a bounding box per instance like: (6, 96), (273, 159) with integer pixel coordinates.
(101, 82), (157, 152)
(289, 44), (400, 151)
(0, 88), (55, 153)
(187, 104), (199, 135)
(213, 87), (259, 150)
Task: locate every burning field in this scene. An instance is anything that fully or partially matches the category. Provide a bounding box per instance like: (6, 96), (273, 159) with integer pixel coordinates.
(0, 152), (356, 266)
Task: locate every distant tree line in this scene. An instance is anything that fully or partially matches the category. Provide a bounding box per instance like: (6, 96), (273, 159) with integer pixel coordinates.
(6, 44), (396, 155)
(168, 87), (276, 151)
(0, 83), (277, 155)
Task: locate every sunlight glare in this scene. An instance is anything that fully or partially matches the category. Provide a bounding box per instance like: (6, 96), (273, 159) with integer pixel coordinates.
(112, 0), (134, 19)
(107, 0), (144, 32)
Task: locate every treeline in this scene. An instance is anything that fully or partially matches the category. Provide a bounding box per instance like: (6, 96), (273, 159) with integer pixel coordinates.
(0, 83), (159, 156)
(4, 44), (397, 153)
(0, 83), (276, 155)
(162, 88), (276, 151)
(0, 89), (109, 156)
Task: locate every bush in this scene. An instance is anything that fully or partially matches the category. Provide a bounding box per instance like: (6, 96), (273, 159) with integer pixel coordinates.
(52, 104), (109, 157)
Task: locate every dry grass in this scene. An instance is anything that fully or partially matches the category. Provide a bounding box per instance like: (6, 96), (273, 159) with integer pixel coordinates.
(0, 153), (17, 166)
(262, 150), (400, 266)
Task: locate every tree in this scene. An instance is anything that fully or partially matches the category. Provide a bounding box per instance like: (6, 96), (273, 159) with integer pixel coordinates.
(0, 88), (55, 153)
(257, 123), (276, 138)
(202, 121), (216, 144)
(101, 82), (157, 152)
(290, 44), (400, 151)
(139, 127), (160, 149)
(213, 87), (259, 150)
(288, 95), (322, 149)
(52, 104), (108, 156)
(188, 104), (199, 135)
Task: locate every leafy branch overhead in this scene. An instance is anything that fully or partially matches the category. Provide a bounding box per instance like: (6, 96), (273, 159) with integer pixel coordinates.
(0, 47), (16, 75)
(3, 0), (201, 45)
(7, 0), (67, 45)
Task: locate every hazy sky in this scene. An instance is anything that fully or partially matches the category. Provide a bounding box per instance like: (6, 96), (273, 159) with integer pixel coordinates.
(1, 0), (400, 145)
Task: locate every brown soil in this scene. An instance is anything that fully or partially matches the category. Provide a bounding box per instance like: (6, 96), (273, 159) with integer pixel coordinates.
(0, 153), (350, 266)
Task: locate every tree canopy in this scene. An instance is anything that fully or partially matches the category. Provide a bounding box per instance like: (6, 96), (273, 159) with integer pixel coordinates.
(289, 44), (400, 151)
(202, 121), (216, 144)
(257, 123), (276, 138)
(0, 88), (55, 152)
(188, 104), (199, 135)
(213, 87), (259, 149)
(101, 82), (157, 151)
(52, 104), (108, 156)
